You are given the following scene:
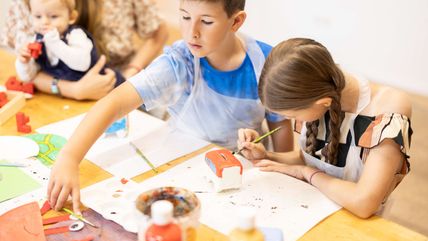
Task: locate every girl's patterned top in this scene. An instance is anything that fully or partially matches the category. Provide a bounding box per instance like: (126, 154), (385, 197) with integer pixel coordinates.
(1, 0), (162, 67)
(295, 112), (412, 192)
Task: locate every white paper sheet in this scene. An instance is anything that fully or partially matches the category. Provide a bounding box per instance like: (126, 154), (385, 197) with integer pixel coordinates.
(36, 110), (166, 156)
(81, 149), (341, 240)
(0, 157), (51, 215)
(37, 110), (210, 178)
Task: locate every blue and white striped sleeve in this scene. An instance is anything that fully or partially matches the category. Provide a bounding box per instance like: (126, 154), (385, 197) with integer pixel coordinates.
(128, 41), (193, 110)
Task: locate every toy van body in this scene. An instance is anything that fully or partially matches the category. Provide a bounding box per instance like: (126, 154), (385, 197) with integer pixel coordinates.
(205, 149), (243, 192)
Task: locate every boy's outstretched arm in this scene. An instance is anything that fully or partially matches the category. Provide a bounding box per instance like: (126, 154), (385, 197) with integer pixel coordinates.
(47, 82), (143, 212)
(268, 119), (294, 152)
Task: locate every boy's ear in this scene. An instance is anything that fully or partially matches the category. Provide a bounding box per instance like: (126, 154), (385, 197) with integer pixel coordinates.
(69, 10), (79, 25)
(315, 97), (332, 108)
(231, 11), (246, 32)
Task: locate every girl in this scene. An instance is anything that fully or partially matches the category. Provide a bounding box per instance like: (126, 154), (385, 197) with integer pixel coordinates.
(237, 38), (413, 218)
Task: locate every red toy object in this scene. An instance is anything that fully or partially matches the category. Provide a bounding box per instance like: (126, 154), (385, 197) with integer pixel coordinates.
(0, 92), (8, 108)
(205, 149), (243, 178)
(28, 41), (43, 59)
(205, 149), (243, 192)
(5, 76), (34, 95)
(16, 112), (32, 133)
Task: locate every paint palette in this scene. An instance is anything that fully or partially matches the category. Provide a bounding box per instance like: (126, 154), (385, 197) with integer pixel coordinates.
(80, 177), (144, 233)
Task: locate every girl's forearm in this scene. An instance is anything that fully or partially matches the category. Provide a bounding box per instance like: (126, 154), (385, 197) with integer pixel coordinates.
(265, 150), (304, 165)
(303, 167), (380, 218)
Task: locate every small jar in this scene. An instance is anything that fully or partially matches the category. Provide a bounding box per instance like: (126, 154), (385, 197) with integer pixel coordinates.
(136, 187), (201, 241)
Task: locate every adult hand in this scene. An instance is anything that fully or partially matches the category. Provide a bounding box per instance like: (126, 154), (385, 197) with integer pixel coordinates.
(47, 156), (81, 214)
(255, 159), (307, 181)
(72, 55), (115, 100)
(237, 128), (267, 160)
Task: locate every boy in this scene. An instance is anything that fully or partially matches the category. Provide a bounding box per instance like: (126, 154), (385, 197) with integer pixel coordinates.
(48, 0), (293, 212)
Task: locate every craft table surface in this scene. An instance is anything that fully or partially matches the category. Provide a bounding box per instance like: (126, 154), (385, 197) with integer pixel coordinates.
(1, 48), (426, 241)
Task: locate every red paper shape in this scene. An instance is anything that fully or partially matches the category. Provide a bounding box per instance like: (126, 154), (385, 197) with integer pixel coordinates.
(16, 112), (32, 133)
(0, 202), (47, 241)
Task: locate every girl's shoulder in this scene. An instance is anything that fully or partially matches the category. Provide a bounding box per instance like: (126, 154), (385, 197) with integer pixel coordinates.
(368, 85), (412, 118)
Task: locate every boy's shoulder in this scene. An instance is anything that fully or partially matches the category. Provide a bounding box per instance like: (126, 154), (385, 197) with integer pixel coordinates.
(255, 40), (273, 58)
(164, 40), (194, 60)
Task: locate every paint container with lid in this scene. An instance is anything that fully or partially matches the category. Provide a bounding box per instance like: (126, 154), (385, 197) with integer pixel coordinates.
(136, 187), (201, 241)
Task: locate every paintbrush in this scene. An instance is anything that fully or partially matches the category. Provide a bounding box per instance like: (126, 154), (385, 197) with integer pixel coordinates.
(129, 142), (158, 173)
(0, 163), (27, 167)
(63, 207), (98, 228)
(0, 159), (27, 167)
(233, 126), (282, 155)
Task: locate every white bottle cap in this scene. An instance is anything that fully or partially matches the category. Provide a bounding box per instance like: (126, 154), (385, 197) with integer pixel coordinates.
(151, 200), (174, 226)
(237, 207), (257, 231)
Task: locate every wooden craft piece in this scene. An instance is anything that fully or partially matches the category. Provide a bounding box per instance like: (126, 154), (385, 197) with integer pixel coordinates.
(0, 90), (25, 125)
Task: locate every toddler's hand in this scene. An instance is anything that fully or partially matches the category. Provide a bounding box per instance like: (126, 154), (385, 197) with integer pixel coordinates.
(18, 44), (32, 63)
(236, 128), (267, 161)
(43, 28), (60, 43)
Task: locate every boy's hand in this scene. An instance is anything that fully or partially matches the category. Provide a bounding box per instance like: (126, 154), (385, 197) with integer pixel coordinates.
(18, 45), (32, 63)
(47, 157), (81, 214)
(237, 128), (267, 160)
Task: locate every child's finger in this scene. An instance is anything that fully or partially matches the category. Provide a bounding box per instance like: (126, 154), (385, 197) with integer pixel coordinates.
(72, 189), (81, 215)
(238, 128), (246, 142)
(49, 182), (61, 208)
(55, 187), (71, 211)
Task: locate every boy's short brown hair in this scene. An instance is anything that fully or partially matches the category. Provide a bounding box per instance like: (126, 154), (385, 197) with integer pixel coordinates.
(190, 0), (245, 17)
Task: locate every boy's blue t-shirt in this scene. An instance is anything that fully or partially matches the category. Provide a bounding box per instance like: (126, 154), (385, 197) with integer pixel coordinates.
(129, 40), (284, 122)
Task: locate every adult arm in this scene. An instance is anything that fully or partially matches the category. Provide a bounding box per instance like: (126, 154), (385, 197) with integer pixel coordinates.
(122, 22), (169, 78)
(33, 55), (115, 100)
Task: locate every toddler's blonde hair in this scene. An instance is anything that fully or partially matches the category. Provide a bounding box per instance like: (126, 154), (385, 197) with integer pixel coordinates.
(25, 0), (76, 13)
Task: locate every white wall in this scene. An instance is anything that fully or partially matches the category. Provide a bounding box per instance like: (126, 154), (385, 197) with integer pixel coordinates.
(0, 0), (10, 30)
(2, 0), (427, 95)
(241, 0), (428, 95)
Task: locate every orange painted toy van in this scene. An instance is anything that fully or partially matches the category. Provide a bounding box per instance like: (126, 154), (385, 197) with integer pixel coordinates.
(205, 149), (243, 192)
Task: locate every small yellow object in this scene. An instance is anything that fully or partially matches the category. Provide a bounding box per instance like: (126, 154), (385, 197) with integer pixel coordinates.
(63, 207), (98, 228)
